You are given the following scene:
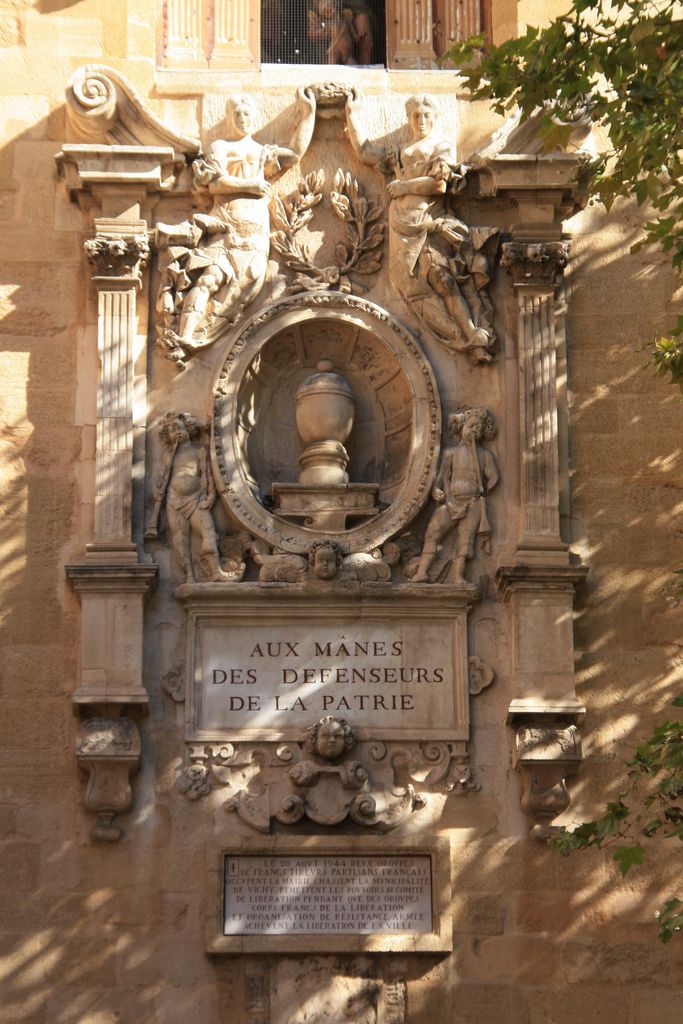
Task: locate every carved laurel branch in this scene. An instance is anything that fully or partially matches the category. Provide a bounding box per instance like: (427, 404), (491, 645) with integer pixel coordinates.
(270, 169), (384, 293)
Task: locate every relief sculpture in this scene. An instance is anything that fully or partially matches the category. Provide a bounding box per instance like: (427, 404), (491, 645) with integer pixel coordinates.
(156, 89), (316, 368)
(146, 412), (246, 583)
(224, 716), (423, 832)
(345, 91), (498, 364)
(409, 406), (499, 585)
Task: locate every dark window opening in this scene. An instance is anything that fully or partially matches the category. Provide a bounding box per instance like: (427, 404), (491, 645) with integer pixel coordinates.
(261, 0), (386, 66)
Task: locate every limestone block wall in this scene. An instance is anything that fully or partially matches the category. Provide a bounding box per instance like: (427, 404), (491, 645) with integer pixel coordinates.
(0, 2), (681, 1023)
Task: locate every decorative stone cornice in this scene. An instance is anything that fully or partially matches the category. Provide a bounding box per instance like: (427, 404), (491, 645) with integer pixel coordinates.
(84, 233), (150, 282)
(496, 562), (588, 601)
(66, 562), (158, 594)
(500, 240), (569, 287)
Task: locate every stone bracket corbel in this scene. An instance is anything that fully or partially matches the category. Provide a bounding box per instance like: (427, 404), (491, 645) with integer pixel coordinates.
(498, 564), (587, 837)
(76, 716), (141, 843)
(511, 719), (583, 839)
(67, 563), (157, 842)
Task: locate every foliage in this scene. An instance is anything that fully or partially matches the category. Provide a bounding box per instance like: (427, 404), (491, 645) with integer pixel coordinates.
(554, 697), (683, 941)
(270, 169), (384, 293)
(448, 0), (683, 390)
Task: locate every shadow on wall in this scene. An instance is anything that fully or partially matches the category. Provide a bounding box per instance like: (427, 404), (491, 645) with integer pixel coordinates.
(0, 91), (683, 1024)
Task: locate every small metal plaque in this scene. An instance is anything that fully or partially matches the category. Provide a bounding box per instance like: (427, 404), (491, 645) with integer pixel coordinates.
(223, 855), (433, 936)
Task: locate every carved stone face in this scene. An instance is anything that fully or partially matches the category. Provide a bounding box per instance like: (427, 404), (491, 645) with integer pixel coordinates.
(313, 545), (338, 580)
(230, 101), (254, 138)
(460, 415), (485, 443)
(169, 418), (191, 445)
(316, 719), (346, 759)
(409, 104), (434, 141)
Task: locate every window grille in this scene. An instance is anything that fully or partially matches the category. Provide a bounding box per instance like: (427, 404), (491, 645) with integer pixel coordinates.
(158, 0), (486, 70)
(262, 1), (386, 66)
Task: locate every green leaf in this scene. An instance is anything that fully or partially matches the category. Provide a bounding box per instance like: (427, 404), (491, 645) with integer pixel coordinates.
(613, 844), (645, 877)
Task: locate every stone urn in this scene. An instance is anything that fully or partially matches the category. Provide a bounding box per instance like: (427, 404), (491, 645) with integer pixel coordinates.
(294, 359), (354, 485)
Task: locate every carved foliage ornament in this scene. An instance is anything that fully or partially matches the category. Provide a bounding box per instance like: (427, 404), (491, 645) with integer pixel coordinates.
(84, 234), (150, 279)
(270, 169), (384, 294)
(155, 89), (317, 368)
(500, 241), (569, 287)
(344, 89), (499, 365)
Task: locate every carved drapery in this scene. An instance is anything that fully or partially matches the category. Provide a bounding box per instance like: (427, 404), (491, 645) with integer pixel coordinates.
(57, 66), (592, 858)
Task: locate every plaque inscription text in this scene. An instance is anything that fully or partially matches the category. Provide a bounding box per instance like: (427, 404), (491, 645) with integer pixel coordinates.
(223, 855), (433, 935)
(195, 621), (461, 737)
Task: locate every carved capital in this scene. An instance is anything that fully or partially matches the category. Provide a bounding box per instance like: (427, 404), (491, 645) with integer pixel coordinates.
(514, 723), (582, 839)
(76, 717), (141, 842)
(500, 241), (569, 288)
(84, 232), (150, 283)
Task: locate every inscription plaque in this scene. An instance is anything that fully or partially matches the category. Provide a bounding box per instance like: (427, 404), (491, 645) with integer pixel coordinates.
(181, 586), (473, 745)
(223, 855), (432, 935)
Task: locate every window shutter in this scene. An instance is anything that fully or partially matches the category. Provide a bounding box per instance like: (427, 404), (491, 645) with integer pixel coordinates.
(159, 0), (206, 67)
(433, 0), (483, 62)
(208, 0), (260, 69)
(158, 0), (259, 69)
(388, 0), (437, 68)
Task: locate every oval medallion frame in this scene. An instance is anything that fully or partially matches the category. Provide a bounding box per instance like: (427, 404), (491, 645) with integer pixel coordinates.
(212, 293), (441, 554)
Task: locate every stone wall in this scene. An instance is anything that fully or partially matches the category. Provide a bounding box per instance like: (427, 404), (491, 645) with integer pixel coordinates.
(0, 2), (681, 1023)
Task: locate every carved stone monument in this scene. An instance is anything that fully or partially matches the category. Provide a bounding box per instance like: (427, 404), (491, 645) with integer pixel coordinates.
(57, 61), (590, 1023)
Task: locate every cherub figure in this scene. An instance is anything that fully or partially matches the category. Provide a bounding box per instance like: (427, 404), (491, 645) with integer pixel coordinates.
(411, 406), (499, 585)
(345, 91), (497, 364)
(308, 539), (345, 580)
(305, 716), (356, 761)
(148, 412), (238, 583)
(157, 89), (316, 366)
